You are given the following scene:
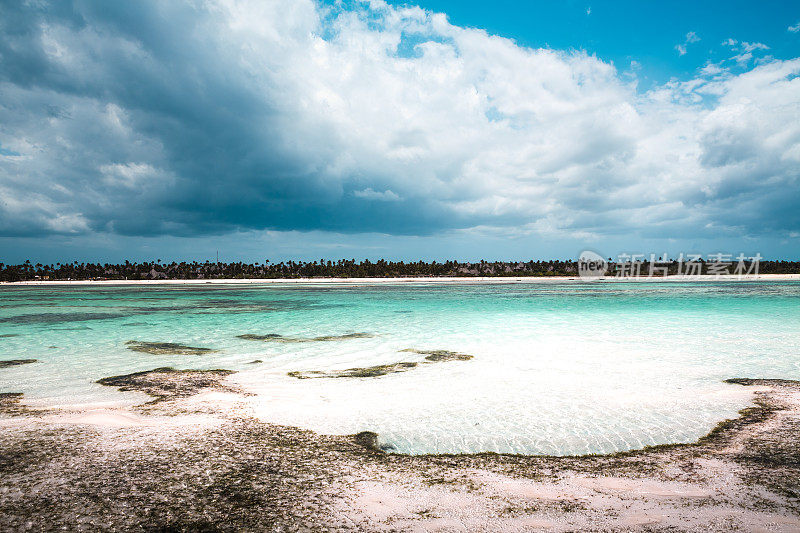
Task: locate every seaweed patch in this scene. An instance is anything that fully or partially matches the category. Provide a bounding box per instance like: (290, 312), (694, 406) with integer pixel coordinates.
(238, 332), (374, 343)
(238, 333), (283, 341)
(0, 312), (129, 325)
(0, 392), (43, 416)
(96, 367), (237, 403)
(400, 349), (474, 362)
(125, 340), (219, 355)
(0, 392), (24, 415)
(288, 362), (418, 379)
(0, 359), (37, 369)
(288, 348), (474, 379)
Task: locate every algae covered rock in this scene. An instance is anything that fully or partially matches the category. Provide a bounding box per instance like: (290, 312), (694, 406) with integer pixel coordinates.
(125, 340), (218, 355)
(288, 362), (418, 379)
(97, 367), (236, 403)
(238, 332), (374, 343)
(400, 349), (474, 362)
(0, 359), (37, 369)
(287, 348), (474, 380)
(0, 392), (42, 416)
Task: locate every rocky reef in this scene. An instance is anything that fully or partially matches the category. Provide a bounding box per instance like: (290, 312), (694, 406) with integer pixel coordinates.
(399, 349), (474, 362)
(288, 362), (419, 379)
(0, 359), (37, 369)
(96, 367), (236, 403)
(0, 392), (24, 415)
(288, 348), (475, 379)
(237, 332), (374, 343)
(125, 340), (218, 355)
(0, 392), (43, 417)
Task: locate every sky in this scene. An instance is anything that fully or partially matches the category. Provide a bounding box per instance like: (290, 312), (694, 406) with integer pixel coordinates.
(0, 0), (799, 263)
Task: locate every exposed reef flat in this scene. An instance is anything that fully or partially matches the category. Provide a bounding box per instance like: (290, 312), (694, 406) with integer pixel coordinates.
(1, 379), (799, 531)
(237, 332), (374, 343)
(125, 340), (219, 355)
(0, 359), (37, 369)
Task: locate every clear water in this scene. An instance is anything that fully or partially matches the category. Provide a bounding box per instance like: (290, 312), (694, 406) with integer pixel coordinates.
(1, 281), (799, 456)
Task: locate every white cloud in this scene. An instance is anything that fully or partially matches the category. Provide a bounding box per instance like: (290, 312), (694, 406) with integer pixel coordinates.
(0, 0), (799, 242)
(675, 31), (700, 55)
(789, 22), (800, 33)
(722, 39), (770, 66)
(353, 188), (401, 201)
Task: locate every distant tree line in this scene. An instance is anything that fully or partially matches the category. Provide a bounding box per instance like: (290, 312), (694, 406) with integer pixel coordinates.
(0, 258), (798, 282)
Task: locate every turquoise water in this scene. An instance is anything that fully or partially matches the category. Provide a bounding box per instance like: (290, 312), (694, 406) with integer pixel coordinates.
(1, 281), (799, 455)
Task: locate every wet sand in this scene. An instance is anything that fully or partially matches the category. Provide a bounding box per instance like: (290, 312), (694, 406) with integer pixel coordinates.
(1, 372), (799, 532)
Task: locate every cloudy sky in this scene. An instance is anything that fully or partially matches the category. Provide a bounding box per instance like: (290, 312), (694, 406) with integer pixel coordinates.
(1, 0), (799, 263)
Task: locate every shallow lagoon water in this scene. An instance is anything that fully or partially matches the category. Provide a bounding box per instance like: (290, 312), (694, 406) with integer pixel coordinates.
(1, 281), (799, 455)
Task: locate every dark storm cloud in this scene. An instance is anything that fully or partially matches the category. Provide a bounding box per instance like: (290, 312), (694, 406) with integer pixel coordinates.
(0, 0), (470, 237)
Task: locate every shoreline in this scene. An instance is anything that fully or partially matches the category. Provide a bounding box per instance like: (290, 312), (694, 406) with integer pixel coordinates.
(3, 273), (800, 286)
(2, 373), (799, 531)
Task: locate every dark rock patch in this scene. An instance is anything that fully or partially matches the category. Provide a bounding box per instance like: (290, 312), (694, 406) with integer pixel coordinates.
(125, 340), (219, 355)
(288, 362), (418, 379)
(725, 377), (800, 389)
(0, 312), (129, 325)
(400, 349), (474, 362)
(0, 334), (20, 338)
(0, 392), (43, 417)
(353, 431), (382, 452)
(238, 333), (283, 341)
(238, 332), (374, 343)
(0, 359), (37, 369)
(0, 392), (23, 402)
(353, 432), (396, 453)
(97, 367), (237, 404)
(0, 392), (24, 415)
(288, 349), (474, 379)
(247, 359), (263, 364)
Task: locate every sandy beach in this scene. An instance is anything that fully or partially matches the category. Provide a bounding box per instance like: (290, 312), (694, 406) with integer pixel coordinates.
(1, 369), (799, 532)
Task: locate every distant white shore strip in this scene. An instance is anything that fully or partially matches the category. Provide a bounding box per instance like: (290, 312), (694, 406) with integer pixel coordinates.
(3, 274), (799, 286)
